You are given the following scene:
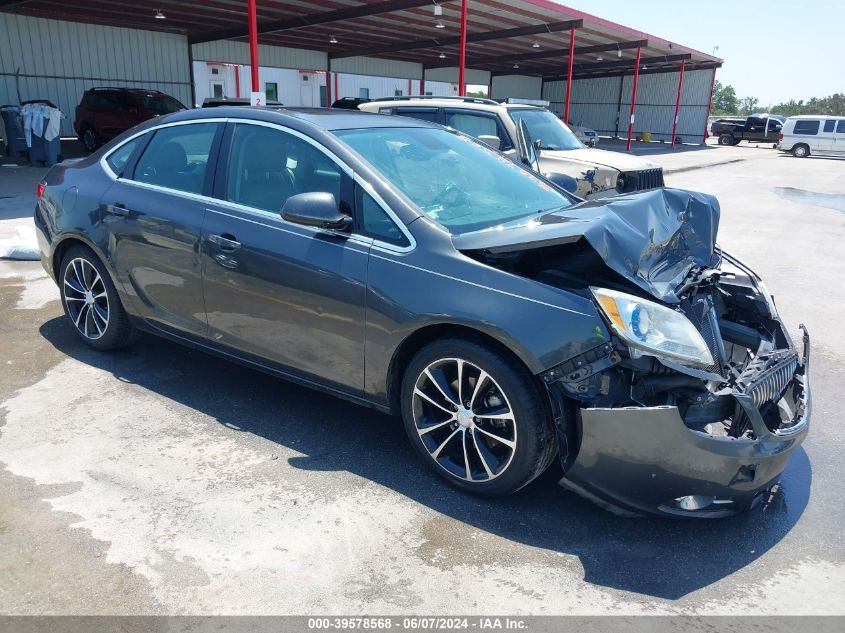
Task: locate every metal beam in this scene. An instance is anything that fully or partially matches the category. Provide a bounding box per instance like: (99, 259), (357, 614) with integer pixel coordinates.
(566, 61), (720, 82)
(428, 39), (647, 69)
(626, 46), (641, 152)
(331, 19), (583, 60)
(188, 0), (433, 45)
(540, 53), (690, 80)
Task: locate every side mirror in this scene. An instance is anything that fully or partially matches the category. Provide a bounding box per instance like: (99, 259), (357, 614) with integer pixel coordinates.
(478, 134), (501, 150)
(281, 192), (352, 232)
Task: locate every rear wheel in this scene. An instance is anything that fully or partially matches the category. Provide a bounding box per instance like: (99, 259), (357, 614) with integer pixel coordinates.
(791, 144), (809, 158)
(719, 134), (736, 146)
(80, 126), (99, 152)
(59, 245), (136, 350)
(400, 338), (557, 497)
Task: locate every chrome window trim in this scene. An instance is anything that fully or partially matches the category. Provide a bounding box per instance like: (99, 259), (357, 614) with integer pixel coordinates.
(99, 118), (229, 180)
(353, 174), (416, 254)
(102, 115), (416, 255)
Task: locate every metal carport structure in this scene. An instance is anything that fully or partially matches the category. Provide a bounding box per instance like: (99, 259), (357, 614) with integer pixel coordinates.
(0, 0), (721, 146)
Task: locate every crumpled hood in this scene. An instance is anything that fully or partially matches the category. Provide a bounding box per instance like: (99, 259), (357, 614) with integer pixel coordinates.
(540, 147), (661, 172)
(452, 188), (720, 303)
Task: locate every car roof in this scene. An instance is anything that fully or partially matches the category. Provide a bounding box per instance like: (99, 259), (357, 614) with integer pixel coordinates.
(158, 106), (441, 132)
(786, 114), (841, 119)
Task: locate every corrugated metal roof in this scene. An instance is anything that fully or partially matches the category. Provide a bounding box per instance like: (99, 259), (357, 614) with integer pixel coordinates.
(2, 0), (721, 80)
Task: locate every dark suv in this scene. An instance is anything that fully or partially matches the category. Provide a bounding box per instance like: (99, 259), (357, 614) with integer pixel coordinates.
(74, 88), (186, 152)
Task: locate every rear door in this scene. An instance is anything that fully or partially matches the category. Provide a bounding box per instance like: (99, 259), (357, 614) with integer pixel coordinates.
(817, 119), (836, 151)
(100, 120), (224, 338)
(833, 120), (845, 154)
(201, 121), (368, 392)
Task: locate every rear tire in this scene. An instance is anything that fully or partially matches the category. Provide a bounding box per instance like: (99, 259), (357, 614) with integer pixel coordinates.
(719, 134), (736, 146)
(791, 144), (809, 158)
(59, 245), (136, 351)
(80, 126), (99, 152)
(400, 338), (557, 497)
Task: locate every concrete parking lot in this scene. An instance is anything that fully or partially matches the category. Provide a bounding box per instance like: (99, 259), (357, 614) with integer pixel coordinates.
(1, 145), (844, 615)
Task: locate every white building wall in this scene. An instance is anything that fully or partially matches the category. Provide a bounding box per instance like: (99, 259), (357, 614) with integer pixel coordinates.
(490, 75), (543, 100)
(192, 62), (455, 107)
(0, 13), (191, 137)
(543, 68), (715, 143)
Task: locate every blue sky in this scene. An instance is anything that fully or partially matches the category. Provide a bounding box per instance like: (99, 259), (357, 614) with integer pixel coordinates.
(558, 0), (843, 105)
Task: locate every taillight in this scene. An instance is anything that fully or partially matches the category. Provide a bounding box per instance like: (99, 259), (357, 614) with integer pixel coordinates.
(36, 183), (46, 199)
(779, 133), (783, 141)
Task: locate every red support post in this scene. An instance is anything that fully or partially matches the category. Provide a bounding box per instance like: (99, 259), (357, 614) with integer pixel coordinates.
(625, 46), (641, 152)
(458, 0), (468, 96)
(421, 66), (426, 95)
(247, 0), (259, 93)
(326, 70), (332, 107)
(564, 28), (575, 123)
(670, 59), (685, 146)
(234, 64), (241, 98)
(334, 72), (339, 102)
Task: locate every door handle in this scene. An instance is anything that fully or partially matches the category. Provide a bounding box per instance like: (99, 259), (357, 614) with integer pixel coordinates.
(105, 203), (130, 217)
(209, 234), (241, 252)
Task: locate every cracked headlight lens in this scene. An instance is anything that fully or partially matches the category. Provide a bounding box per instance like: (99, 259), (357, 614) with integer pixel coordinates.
(591, 287), (714, 367)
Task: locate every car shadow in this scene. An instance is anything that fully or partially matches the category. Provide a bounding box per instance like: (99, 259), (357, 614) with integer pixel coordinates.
(38, 317), (811, 601)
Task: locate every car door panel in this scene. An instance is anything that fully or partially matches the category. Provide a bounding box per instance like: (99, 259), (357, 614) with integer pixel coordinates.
(100, 121), (223, 337)
(201, 206), (368, 391)
(201, 121), (367, 392)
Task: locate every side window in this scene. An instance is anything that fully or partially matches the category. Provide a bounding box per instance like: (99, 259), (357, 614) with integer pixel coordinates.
(837, 120), (845, 134)
(132, 123), (219, 195)
(823, 120), (835, 133)
(359, 189), (409, 247)
(793, 120), (820, 135)
(394, 107), (439, 123)
(224, 123), (343, 213)
(106, 136), (144, 175)
(444, 110), (513, 149)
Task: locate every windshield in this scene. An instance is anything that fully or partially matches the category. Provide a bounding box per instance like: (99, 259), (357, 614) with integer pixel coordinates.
(142, 94), (186, 115)
(508, 108), (583, 151)
(334, 127), (574, 234)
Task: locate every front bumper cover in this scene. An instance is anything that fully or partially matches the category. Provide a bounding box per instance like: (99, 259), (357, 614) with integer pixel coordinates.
(559, 328), (811, 518)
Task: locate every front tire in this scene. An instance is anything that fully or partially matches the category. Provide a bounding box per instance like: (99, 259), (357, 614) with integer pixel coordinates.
(791, 144), (809, 158)
(400, 338), (557, 497)
(59, 245), (136, 350)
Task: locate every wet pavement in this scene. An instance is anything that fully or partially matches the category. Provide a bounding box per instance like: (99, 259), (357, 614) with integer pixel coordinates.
(0, 147), (844, 615)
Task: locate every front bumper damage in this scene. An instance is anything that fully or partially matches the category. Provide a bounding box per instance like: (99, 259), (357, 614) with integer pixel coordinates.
(555, 318), (810, 517)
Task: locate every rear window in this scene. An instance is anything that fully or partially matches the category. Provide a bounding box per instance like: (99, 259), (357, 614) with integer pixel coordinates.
(823, 120), (835, 133)
(793, 120), (820, 135)
(838, 120), (845, 134)
(142, 94), (185, 115)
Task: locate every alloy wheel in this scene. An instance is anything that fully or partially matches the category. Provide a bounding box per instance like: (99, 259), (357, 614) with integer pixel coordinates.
(411, 357), (517, 482)
(63, 257), (109, 339)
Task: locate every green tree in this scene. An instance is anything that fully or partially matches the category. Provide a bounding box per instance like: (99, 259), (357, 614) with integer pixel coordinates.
(738, 96), (760, 115)
(711, 81), (738, 115)
(770, 94), (845, 116)
(466, 89), (488, 99)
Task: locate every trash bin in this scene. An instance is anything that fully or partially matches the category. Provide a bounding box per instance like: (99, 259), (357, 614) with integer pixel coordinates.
(0, 105), (27, 158)
(21, 101), (63, 167)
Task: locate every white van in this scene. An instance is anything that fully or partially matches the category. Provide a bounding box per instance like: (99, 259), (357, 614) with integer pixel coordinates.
(778, 115), (845, 157)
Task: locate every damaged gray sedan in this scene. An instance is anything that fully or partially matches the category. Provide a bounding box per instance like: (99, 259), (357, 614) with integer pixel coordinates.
(36, 108), (809, 518)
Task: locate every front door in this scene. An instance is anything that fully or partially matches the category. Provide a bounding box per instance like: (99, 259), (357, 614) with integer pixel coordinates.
(100, 121), (223, 337)
(202, 121), (367, 392)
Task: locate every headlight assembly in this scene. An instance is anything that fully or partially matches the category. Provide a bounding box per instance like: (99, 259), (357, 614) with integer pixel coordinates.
(615, 174), (626, 192)
(591, 287), (714, 368)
